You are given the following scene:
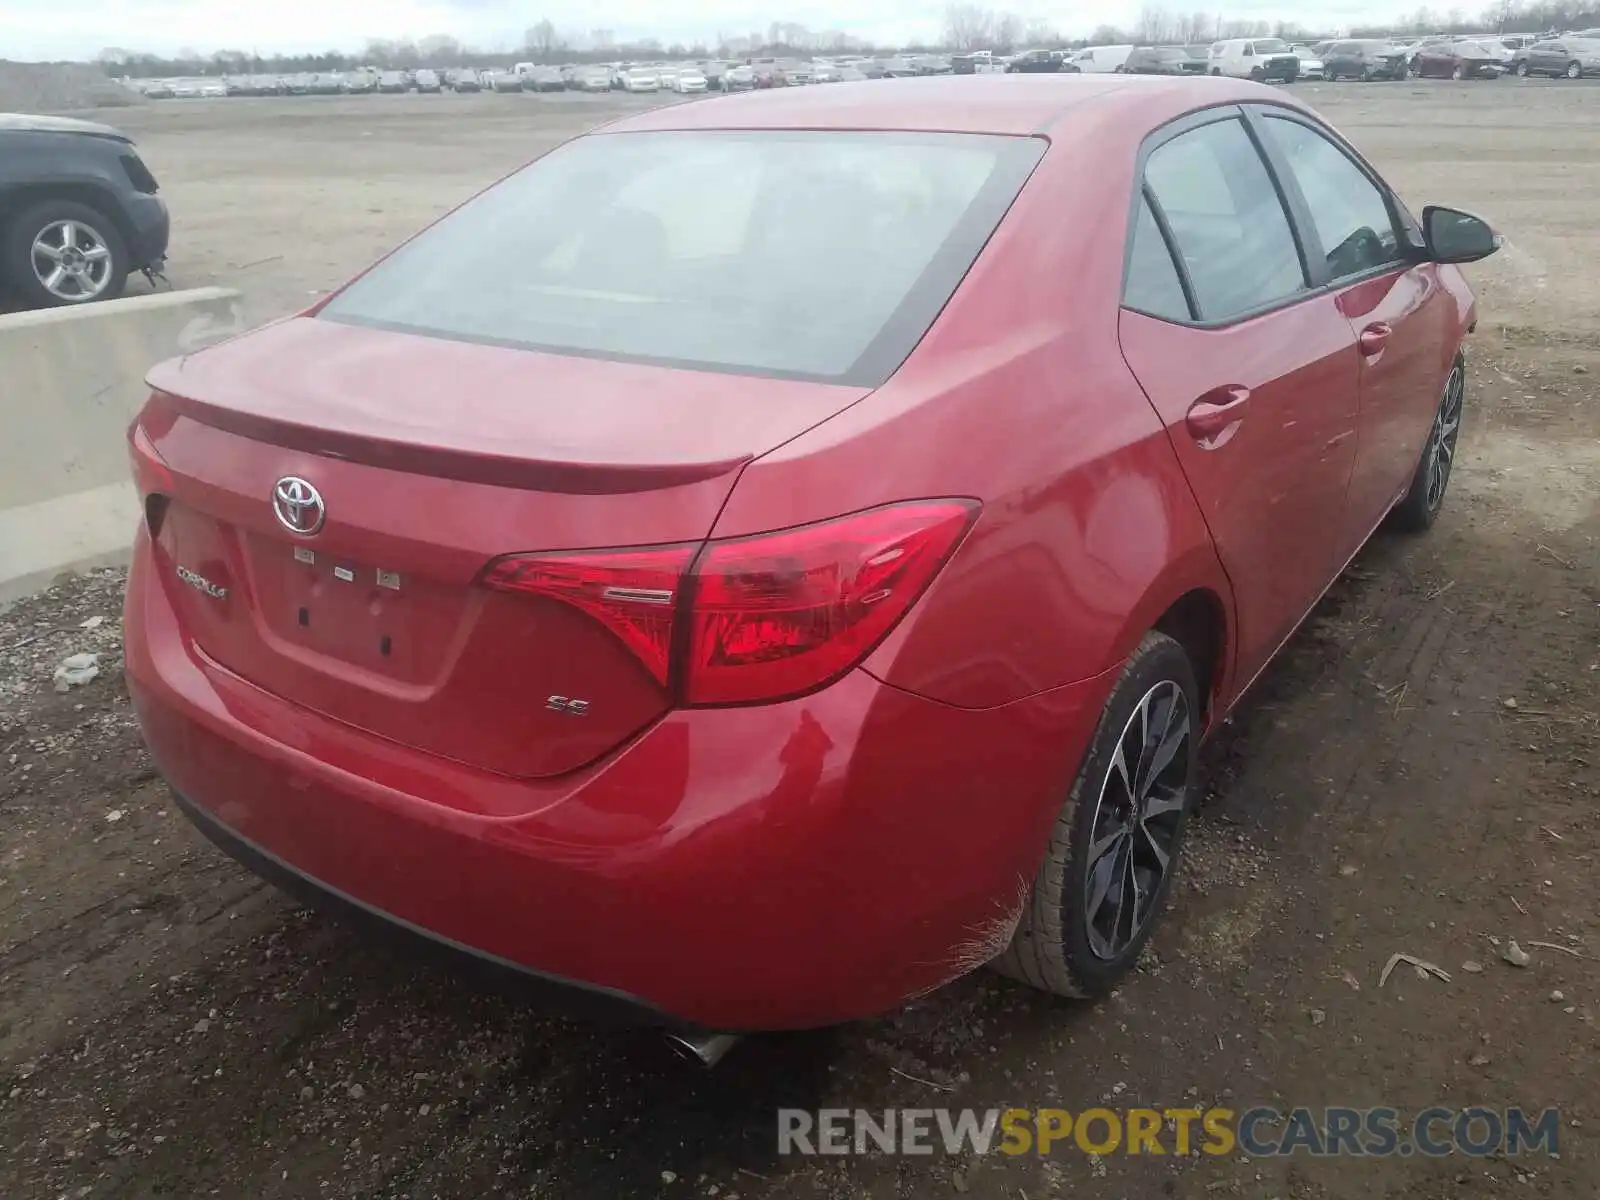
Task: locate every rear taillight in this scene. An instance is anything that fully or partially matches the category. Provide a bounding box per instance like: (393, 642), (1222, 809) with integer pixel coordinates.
(482, 544), (697, 687)
(127, 419), (175, 536)
(128, 419), (173, 497)
(120, 153), (159, 194)
(684, 501), (976, 704)
(482, 500), (977, 706)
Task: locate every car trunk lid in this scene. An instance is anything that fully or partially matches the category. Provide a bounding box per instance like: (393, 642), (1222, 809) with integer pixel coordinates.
(141, 316), (870, 778)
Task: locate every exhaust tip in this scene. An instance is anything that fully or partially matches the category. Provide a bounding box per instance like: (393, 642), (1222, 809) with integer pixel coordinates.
(664, 1031), (743, 1068)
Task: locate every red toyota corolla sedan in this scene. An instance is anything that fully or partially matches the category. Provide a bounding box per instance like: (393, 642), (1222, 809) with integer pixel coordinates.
(124, 75), (1498, 1047)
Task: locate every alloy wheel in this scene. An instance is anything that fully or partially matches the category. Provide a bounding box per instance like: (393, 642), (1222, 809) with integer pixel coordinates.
(1082, 680), (1192, 960)
(31, 219), (114, 301)
(1425, 363), (1464, 512)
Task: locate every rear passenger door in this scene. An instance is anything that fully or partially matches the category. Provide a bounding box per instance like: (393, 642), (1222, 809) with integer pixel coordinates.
(1117, 110), (1360, 696)
(1252, 106), (1452, 561)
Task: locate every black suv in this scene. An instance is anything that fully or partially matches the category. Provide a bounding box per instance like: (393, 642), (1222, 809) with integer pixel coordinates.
(0, 113), (169, 308)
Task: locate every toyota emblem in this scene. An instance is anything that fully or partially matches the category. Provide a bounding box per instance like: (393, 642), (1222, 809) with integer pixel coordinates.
(272, 476), (325, 536)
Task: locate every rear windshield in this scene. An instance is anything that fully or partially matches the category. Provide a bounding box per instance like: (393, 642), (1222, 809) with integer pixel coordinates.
(318, 130), (1044, 385)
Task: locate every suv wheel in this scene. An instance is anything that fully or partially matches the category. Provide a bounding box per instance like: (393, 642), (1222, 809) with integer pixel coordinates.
(1566, 60), (1583, 78)
(1516, 60), (1531, 76)
(2, 200), (128, 308)
(990, 632), (1198, 999)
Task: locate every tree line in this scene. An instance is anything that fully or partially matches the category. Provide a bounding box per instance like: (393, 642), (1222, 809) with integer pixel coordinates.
(89, 0), (1600, 79)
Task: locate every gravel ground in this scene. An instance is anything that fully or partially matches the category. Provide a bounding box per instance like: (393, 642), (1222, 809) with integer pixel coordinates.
(2, 78), (1598, 1200)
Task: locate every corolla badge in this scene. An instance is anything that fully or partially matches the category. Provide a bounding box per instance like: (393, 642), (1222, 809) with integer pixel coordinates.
(176, 565), (228, 600)
(273, 476), (325, 535)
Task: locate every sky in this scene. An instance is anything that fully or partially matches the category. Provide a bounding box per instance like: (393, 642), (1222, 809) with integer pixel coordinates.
(3, 0), (1401, 61)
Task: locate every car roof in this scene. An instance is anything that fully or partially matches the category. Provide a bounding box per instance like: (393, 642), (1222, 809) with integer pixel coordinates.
(0, 112), (128, 139)
(604, 74), (1290, 137)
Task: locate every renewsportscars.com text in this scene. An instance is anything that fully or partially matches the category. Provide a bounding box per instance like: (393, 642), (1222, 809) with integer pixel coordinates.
(777, 1106), (1560, 1158)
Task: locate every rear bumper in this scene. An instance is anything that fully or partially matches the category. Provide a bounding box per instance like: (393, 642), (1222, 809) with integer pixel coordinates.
(122, 193), (170, 270)
(125, 528), (1110, 1031)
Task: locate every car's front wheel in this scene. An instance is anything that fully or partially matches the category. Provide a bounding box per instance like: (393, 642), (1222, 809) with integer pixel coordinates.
(1390, 356), (1465, 532)
(2, 200), (129, 308)
(991, 631), (1198, 998)
(1566, 60), (1583, 78)
(1516, 61), (1531, 76)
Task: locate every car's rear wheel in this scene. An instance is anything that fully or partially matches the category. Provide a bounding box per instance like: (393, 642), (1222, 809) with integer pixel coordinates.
(991, 631), (1198, 999)
(2, 200), (128, 308)
(1516, 61), (1531, 76)
(1390, 356), (1465, 533)
(1361, 64), (1375, 80)
(1452, 63), (1466, 79)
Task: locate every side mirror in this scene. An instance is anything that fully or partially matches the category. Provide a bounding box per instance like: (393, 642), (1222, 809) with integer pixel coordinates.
(1422, 205), (1501, 264)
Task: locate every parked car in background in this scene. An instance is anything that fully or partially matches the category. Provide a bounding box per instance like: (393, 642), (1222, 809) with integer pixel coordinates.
(577, 68), (612, 92)
(873, 55), (920, 77)
(341, 72), (376, 94)
(724, 64), (758, 89)
(489, 71), (523, 93)
(701, 61), (731, 89)
(1411, 39), (1503, 78)
(1476, 38), (1519, 69)
(448, 70), (481, 93)
(1289, 44), (1326, 78)
(671, 67), (709, 92)
(0, 113), (169, 307)
(621, 68), (660, 92)
(123, 75), (1497, 1045)
(524, 66), (566, 92)
(1006, 48), (1065, 73)
(1209, 37), (1299, 80)
(1515, 37), (1600, 76)
(377, 71), (408, 93)
(911, 55), (953, 74)
(141, 79), (175, 99)
(1322, 40), (1407, 80)
(1069, 44), (1137, 72)
(413, 69), (443, 93)
(1124, 46), (1209, 74)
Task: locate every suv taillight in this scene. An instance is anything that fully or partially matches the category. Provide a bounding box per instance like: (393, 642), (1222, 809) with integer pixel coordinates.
(120, 153), (159, 194)
(482, 499), (978, 706)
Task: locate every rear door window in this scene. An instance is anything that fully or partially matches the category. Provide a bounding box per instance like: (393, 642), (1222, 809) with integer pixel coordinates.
(1141, 117), (1307, 322)
(319, 130), (1044, 385)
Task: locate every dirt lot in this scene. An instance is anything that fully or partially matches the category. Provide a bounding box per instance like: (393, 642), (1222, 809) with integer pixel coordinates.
(3, 81), (1599, 1199)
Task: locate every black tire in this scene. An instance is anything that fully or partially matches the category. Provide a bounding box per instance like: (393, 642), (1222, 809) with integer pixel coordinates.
(1, 199), (128, 308)
(1210, 67), (1221, 76)
(1452, 63), (1466, 80)
(1361, 64), (1374, 81)
(991, 631), (1199, 999)
(1566, 61), (1582, 78)
(1389, 356), (1465, 533)
(1249, 65), (1264, 80)
(1516, 61), (1530, 76)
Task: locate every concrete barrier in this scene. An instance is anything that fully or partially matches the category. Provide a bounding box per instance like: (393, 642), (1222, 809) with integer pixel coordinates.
(0, 286), (246, 604)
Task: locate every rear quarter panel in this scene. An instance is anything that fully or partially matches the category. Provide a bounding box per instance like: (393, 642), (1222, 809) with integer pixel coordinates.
(713, 120), (1235, 710)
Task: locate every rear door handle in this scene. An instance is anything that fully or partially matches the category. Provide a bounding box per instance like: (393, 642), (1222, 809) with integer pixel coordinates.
(1358, 322), (1392, 356)
(1185, 385), (1251, 444)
